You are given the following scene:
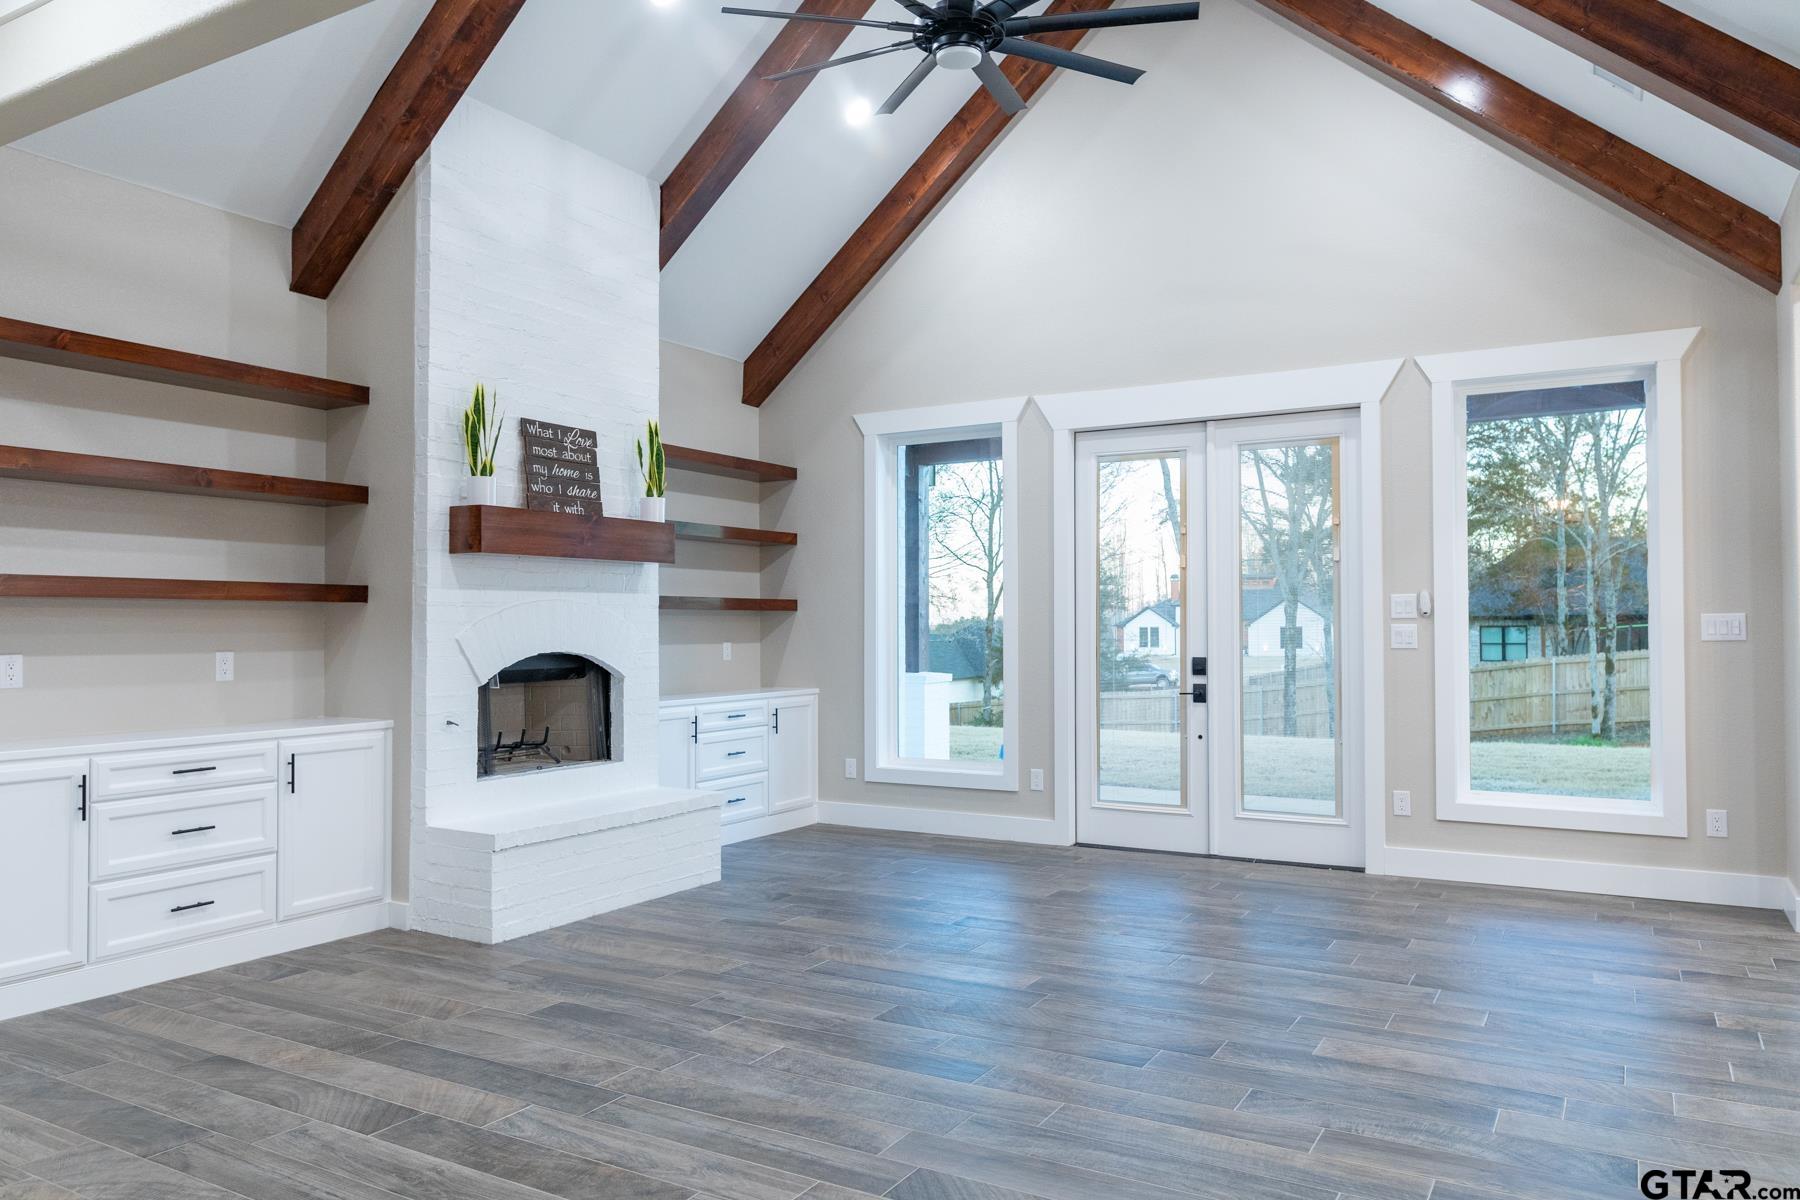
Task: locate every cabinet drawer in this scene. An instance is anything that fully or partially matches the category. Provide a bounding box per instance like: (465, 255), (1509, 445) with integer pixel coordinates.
(710, 775), (768, 825)
(695, 729), (768, 782)
(91, 856), (275, 961)
(91, 741), (278, 801)
(91, 784), (278, 881)
(697, 702), (767, 733)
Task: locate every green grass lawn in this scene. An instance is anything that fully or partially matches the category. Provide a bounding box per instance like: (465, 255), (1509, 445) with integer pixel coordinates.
(949, 726), (1650, 802)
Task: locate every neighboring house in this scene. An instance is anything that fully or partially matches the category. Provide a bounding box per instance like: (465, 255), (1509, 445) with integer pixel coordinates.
(929, 624), (998, 704)
(1468, 543), (1648, 666)
(1241, 587), (1328, 658)
(1118, 600), (1179, 656)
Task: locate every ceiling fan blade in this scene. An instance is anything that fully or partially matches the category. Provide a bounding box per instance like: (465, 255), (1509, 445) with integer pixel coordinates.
(877, 54), (937, 114)
(973, 52), (1026, 114)
(981, 1), (1047, 18)
(721, 7), (915, 31)
(765, 39), (917, 82)
(890, 0), (936, 15)
(946, 0), (975, 13)
(995, 36), (1144, 84)
(1003, 2), (1198, 35)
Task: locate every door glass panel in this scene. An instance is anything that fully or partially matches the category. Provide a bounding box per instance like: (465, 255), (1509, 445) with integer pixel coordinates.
(1096, 453), (1184, 808)
(1237, 440), (1340, 818)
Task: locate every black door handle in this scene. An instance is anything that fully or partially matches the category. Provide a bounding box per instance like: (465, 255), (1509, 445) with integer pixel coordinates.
(170, 900), (215, 914)
(1190, 683), (1207, 703)
(170, 825), (217, 836)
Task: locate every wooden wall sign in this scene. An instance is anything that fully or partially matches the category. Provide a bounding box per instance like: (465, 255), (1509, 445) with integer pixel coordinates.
(520, 418), (603, 516)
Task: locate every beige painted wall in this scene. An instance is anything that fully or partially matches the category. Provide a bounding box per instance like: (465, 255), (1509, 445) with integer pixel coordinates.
(659, 340), (767, 695)
(1781, 182), (1800, 905)
(325, 177), (419, 901)
(0, 147), (334, 739)
(758, 0), (1786, 875)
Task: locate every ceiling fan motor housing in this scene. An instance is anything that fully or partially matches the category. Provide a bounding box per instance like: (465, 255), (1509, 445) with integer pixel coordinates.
(927, 8), (1004, 70)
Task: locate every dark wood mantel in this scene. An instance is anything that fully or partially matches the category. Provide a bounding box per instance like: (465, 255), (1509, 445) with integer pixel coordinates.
(448, 505), (677, 563)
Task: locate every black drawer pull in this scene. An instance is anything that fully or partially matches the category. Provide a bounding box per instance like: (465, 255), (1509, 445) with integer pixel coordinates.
(172, 766), (218, 776)
(170, 825), (217, 836)
(726, 750), (747, 758)
(728, 796), (747, 805)
(170, 900), (215, 914)
(725, 712), (748, 719)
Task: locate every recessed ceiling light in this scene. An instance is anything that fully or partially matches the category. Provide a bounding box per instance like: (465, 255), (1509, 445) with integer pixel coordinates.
(844, 96), (873, 128)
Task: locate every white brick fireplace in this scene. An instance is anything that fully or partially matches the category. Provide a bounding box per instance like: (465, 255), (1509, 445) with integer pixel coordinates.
(403, 101), (719, 943)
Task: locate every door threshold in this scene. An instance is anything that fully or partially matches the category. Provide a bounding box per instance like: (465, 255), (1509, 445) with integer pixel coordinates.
(1075, 842), (1364, 873)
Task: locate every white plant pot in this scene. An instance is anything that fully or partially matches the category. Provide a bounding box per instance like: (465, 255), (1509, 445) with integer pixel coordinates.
(639, 496), (666, 522)
(465, 476), (498, 506)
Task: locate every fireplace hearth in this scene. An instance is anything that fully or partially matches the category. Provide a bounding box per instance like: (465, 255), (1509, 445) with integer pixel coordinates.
(477, 653), (616, 778)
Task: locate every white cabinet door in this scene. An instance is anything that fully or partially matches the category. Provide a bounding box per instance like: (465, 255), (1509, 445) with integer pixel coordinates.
(0, 757), (88, 983)
(658, 709), (696, 788)
(768, 696), (817, 813)
(278, 732), (386, 920)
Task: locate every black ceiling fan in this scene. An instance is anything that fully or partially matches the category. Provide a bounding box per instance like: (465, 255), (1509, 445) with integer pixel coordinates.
(720, 1), (1199, 116)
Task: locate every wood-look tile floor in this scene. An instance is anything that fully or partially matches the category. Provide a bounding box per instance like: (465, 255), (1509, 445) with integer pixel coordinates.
(1, 827), (1797, 1200)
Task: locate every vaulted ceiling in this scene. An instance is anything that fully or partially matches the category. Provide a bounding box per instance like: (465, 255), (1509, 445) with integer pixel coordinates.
(7, 0), (1798, 377)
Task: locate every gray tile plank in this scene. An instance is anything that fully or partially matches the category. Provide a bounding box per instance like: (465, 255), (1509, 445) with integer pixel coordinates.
(358, 1036), (616, 1114)
(175, 1054), (420, 1134)
(375, 1113), (692, 1200)
(151, 1132), (413, 1200)
(65, 1059), (307, 1143)
(260, 1120), (569, 1200)
(0, 1069), (205, 1158)
(26, 1142), (244, 1200)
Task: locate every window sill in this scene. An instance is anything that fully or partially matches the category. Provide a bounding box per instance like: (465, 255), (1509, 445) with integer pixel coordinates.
(1437, 790), (1685, 837)
(865, 761), (1018, 792)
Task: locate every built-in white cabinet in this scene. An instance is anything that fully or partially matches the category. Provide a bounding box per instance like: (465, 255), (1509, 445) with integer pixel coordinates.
(0, 758), (89, 984)
(659, 689), (817, 839)
(0, 720), (390, 1016)
(279, 731), (387, 920)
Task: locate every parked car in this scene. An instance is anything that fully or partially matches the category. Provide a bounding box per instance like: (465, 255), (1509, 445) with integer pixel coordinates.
(1119, 661), (1175, 689)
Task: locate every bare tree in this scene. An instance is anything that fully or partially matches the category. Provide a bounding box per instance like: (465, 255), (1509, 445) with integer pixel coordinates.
(1240, 445), (1337, 737)
(927, 459), (1005, 723)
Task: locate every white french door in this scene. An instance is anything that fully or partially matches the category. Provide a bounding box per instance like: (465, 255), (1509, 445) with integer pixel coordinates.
(1074, 411), (1364, 867)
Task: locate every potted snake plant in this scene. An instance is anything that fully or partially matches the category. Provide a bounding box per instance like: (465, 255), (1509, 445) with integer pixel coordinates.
(636, 419), (667, 521)
(461, 383), (503, 506)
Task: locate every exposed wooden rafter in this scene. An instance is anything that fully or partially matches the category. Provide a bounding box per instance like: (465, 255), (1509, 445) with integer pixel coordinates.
(741, 0), (1117, 407)
(661, 0), (878, 268)
(290, 0), (527, 299)
(1252, 0), (1781, 292)
(1472, 0), (1800, 169)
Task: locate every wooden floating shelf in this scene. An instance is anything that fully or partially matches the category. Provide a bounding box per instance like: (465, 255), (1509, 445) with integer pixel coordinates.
(671, 520), (796, 548)
(449, 505), (675, 563)
(0, 315), (369, 411)
(0, 575), (367, 603)
(664, 443), (797, 483)
(0, 445), (367, 506)
(660, 596), (798, 613)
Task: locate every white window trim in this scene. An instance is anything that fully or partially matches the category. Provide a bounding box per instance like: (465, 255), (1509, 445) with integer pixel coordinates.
(857, 398), (1025, 791)
(1419, 328), (1697, 837)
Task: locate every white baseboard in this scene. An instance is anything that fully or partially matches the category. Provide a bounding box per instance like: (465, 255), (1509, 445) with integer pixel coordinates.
(818, 799), (1069, 845)
(387, 900), (411, 930)
(1385, 845), (1793, 913)
(0, 902), (391, 1021)
(722, 805), (818, 845)
(1783, 877), (1800, 932)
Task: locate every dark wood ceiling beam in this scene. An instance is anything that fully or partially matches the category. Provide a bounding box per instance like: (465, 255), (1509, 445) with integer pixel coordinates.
(1253, 0), (1781, 292)
(290, 0), (527, 298)
(661, 0), (879, 268)
(1471, 0), (1800, 169)
(741, 0), (1116, 407)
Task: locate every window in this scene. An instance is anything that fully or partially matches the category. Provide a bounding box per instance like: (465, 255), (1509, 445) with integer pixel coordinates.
(1424, 330), (1690, 837)
(1478, 625), (1530, 663)
(1139, 625), (1159, 649)
(860, 402), (1022, 790)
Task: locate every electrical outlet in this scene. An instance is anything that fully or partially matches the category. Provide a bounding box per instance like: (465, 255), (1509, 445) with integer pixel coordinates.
(844, 757), (857, 779)
(1392, 790), (1412, 817)
(1705, 809), (1728, 837)
(1030, 768), (1045, 791)
(214, 651), (235, 682)
(0, 655), (20, 689)
(722, 642), (732, 662)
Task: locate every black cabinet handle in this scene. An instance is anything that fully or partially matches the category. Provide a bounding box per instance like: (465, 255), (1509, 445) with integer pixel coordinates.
(727, 796), (747, 805)
(287, 754), (296, 794)
(170, 825), (217, 836)
(773, 709), (780, 734)
(726, 750), (746, 758)
(170, 900), (215, 914)
(77, 775), (88, 822)
(690, 716), (697, 744)
(172, 766), (218, 776)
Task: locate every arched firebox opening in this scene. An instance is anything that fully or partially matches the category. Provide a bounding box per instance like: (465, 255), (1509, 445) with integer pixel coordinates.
(477, 652), (618, 778)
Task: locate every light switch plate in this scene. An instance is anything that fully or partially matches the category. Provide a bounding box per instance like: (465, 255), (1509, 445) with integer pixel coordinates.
(1390, 623), (1419, 650)
(844, 757), (857, 779)
(1705, 809), (1728, 837)
(214, 652), (234, 682)
(1700, 613), (1746, 641)
(0, 655), (20, 689)
(1390, 594), (1418, 619)
(1030, 768), (1044, 791)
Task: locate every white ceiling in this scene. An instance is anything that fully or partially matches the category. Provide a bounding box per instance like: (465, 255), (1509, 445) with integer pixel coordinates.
(9, 0), (1798, 363)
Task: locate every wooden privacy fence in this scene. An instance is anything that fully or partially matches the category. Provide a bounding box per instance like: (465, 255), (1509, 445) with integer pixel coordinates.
(1469, 650), (1648, 737)
(1241, 664), (1334, 737)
